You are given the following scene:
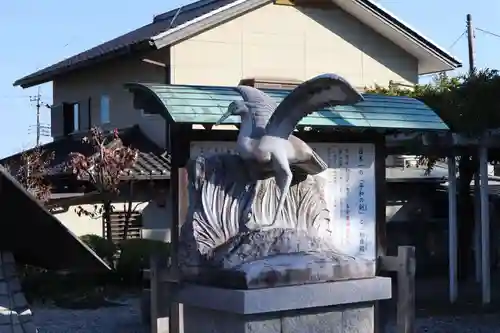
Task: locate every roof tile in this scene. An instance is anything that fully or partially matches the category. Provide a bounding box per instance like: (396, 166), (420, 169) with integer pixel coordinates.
(126, 83), (449, 131)
(0, 125), (171, 180)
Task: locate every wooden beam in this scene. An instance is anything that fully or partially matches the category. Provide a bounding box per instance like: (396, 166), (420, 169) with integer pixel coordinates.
(378, 256), (399, 272)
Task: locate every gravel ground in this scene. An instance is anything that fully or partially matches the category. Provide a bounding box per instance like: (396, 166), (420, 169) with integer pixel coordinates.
(33, 298), (147, 333)
(31, 297), (500, 333)
(385, 315), (500, 333)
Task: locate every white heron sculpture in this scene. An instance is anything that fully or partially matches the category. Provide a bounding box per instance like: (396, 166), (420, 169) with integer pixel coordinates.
(216, 74), (364, 226)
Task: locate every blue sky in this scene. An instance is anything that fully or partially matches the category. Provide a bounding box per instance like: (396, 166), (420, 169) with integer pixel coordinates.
(0, 0), (498, 157)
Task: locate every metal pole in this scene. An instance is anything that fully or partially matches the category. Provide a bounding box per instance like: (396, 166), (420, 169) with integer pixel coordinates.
(474, 173), (482, 282)
(448, 155), (458, 303)
(479, 144), (491, 304)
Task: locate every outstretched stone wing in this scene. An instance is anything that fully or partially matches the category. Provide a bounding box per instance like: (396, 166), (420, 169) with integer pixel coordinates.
(264, 74), (364, 139)
(234, 85), (277, 134)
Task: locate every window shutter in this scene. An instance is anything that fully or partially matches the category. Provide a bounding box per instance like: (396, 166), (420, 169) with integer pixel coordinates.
(79, 98), (91, 130)
(50, 104), (64, 138)
(103, 212), (142, 242)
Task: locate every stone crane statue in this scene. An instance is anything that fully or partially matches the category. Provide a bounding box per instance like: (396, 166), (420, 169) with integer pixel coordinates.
(216, 73), (364, 226)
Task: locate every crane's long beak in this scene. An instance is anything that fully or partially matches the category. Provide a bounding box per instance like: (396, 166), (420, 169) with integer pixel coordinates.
(216, 111), (231, 125)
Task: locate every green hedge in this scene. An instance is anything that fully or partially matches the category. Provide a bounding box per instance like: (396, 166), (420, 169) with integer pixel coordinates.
(79, 234), (171, 283)
(19, 234), (171, 302)
(80, 234), (117, 266)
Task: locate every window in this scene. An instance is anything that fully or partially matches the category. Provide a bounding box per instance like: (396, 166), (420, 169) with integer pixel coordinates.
(73, 103), (80, 131)
(100, 95), (110, 124)
(63, 102), (80, 135)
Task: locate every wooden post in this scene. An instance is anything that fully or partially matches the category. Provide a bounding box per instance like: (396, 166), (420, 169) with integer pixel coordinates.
(396, 246), (416, 333)
(374, 136), (387, 333)
(150, 259), (158, 331)
(151, 122), (184, 333)
(467, 14), (475, 73)
(150, 255), (169, 333)
(479, 143), (490, 304)
(168, 124), (192, 333)
(379, 246), (416, 333)
(447, 155), (458, 303)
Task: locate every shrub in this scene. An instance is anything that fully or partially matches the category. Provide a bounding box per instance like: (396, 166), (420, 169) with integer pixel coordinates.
(80, 234), (118, 266)
(116, 239), (170, 283)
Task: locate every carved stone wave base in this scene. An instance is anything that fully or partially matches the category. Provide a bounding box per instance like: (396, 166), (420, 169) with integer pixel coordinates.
(182, 228), (375, 289)
(178, 277), (392, 333)
(199, 254), (375, 289)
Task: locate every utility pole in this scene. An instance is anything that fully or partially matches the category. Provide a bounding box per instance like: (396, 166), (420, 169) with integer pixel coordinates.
(29, 87), (51, 146)
(29, 87), (42, 146)
(467, 14), (475, 73)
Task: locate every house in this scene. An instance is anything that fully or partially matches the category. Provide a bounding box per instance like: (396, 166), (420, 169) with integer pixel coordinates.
(10, 0), (461, 238)
(0, 125), (170, 238)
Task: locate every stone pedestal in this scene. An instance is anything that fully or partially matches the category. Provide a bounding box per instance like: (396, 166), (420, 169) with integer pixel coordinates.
(0, 252), (37, 333)
(178, 277), (391, 333)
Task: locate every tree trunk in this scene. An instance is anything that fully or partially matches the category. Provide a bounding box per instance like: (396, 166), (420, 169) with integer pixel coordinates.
(122, 182), (134, 240)
(103, 200), (113, 243)
(456, 154), (477, 281)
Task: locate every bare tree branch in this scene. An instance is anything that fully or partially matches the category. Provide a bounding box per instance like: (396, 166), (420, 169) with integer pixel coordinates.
(5, 145), (54, 203)
(69, 127), (139, 241)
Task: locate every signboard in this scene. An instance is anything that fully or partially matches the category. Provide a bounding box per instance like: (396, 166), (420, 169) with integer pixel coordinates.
(312, 143), (376, 260)
(190, 141), (376, 260)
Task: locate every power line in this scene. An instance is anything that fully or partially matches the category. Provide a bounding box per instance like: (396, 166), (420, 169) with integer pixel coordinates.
(476, 27), (500, 40)
(448, 29), (467, 50)
(0, 95), (36, 99)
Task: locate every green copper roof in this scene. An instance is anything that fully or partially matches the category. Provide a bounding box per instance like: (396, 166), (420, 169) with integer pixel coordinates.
(125, 83), (449, 131)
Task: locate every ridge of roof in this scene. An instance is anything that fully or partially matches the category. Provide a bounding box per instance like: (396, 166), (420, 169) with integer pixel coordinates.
(153, 0), (222, 22)
(13, 0), (461, 88)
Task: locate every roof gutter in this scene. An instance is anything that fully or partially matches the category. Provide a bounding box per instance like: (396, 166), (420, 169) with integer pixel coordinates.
(13, 40), (157, 88)
(355, 0), (462, 69)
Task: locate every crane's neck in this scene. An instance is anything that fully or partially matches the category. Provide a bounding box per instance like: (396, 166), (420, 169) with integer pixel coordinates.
(236, 113), (260, 159)
(238, 113), (256, 142)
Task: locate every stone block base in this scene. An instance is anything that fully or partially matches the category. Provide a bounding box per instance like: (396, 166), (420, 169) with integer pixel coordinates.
(178, 277), (391, 333)
(0, 252), (37, 333)
(184, 303), (374, 333)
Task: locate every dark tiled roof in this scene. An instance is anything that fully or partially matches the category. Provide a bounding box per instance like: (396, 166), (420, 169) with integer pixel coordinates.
(117, 126), (171, 180)
(0, 125), (171, 181)
(13, 0), (237, 88)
